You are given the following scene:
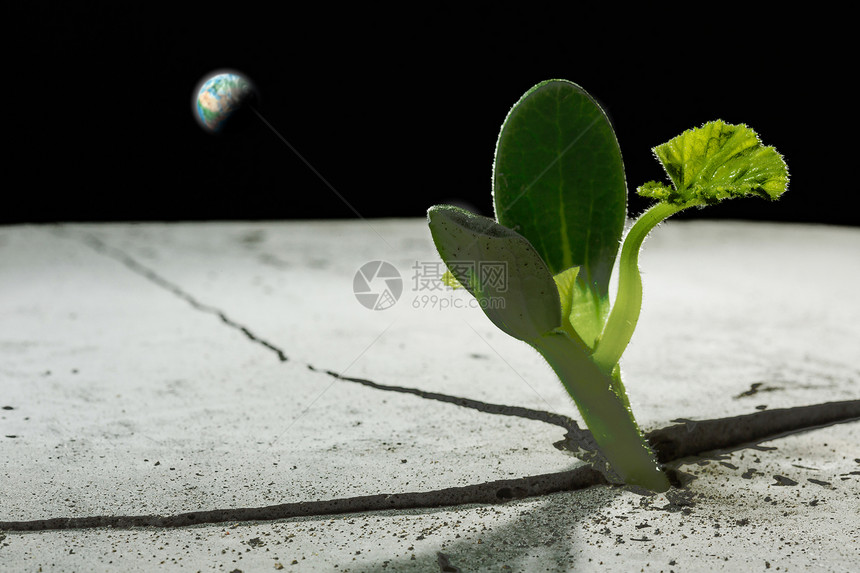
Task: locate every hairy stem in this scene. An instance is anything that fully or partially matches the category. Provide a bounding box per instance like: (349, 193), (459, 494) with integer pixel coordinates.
(532, 331), (670, 492)
(591, 202), (688, 373)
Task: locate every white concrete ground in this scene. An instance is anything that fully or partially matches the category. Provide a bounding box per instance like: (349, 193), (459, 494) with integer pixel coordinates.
(1, 219), (858, 572)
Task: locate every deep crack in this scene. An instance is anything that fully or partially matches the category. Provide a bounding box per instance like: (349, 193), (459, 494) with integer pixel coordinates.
(2, 400), (856, 532)
(318, 367), (581, 433)
(648, 400), (860, 464)
(1, 468), (609, 532)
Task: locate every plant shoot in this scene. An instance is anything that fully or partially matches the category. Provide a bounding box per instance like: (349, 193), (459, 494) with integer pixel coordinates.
(428, 80), (788, 492)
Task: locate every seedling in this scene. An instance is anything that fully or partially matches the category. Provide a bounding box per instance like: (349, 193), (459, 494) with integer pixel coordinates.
(428, 80), (788, 492)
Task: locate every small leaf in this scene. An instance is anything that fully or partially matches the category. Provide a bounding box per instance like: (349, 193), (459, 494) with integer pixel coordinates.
(553, 266), (606, 348)
(428, 205), (561, 343)
(553, 266), (580, 331)
(639, 120), (789, 206)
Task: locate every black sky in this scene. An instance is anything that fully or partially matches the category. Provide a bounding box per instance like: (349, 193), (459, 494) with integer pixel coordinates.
(6, 5), (855, 226)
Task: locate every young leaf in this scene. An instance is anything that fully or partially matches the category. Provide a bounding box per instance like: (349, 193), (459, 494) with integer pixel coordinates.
(592, 120), (789, 374)
(638, 120), (789, 206)
(492, 79), (626, 294)
(552, 267), (580, 330)
(554, 270), (606, 349)
(552, 266), (604, 348)
(427, 205), (561, 344)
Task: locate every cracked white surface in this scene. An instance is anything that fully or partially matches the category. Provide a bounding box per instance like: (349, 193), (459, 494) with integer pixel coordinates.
(1, 219), (858, 571)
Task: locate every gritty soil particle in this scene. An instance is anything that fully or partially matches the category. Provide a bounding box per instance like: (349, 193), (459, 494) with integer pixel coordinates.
(772, 475), (799, 486)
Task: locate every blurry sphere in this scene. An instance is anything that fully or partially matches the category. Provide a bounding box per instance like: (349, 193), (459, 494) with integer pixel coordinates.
(193, 70), (258, 134)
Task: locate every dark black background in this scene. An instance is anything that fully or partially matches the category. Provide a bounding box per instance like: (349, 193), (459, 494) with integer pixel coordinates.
(6, 5), (855, 226)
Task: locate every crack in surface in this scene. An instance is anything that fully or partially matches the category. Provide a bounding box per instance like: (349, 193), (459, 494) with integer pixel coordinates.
(316, 366), (582, 433)
(316, 367), (603, 472)
(1, 468), (609, 532)
(648, 400), (860, 464)
(75, 231), (289, 362)
(3, 400), (856, 532)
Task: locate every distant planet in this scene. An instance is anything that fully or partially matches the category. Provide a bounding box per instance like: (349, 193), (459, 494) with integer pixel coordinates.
(193, 71), (258, 134)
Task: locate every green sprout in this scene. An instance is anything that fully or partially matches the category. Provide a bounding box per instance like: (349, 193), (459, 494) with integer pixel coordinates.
(427, 80), (788, 492)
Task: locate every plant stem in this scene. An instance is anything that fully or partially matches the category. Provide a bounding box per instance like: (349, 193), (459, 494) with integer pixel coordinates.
(591, 202), (687, 374)
(533, 331), (670, 492)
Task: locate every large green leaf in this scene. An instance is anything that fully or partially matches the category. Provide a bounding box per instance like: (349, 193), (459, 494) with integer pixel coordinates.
(427, 205), (562, 344)
(492, 79), (627, 295)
